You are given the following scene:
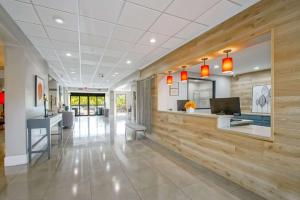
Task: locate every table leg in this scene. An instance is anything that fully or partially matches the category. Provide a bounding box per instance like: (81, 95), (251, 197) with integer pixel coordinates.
(28, 128), (32, 163)
(47, 127), (51, 159)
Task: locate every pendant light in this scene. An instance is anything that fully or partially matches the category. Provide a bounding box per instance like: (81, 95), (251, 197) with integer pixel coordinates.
(166, 71), (173, 86)
(200, 58), (209, 78)
(222, 49), (233, 73)
(180, 66), (188, 82)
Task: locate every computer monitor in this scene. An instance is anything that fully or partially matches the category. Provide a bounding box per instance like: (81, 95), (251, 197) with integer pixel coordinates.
(177, 100), (189, 111)
(210, 97), (241, 115)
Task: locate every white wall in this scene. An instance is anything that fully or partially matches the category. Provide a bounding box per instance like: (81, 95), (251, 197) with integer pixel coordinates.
(158, 73), (188, 111)
(1, 6), (50, 166)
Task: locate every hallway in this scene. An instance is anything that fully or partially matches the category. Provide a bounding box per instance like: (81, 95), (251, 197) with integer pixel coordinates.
(0, 116), (264, 200)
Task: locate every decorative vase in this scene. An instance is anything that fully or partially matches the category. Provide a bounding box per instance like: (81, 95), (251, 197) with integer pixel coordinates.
(186, 108), (195, 113)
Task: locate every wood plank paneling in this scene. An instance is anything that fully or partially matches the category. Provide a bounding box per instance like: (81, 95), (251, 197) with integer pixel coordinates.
(231, 70), (271, 113)
(145, 1), (300, 199)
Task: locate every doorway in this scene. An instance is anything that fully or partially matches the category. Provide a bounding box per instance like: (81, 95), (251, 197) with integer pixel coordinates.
(70, 93), (105, 116)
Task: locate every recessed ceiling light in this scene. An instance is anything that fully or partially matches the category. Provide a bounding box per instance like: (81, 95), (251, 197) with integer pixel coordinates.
(53, 17), (64, 24)
(214, 65), (220, 69)
(112, 74), (116, 77)
(150, 38), (156, 43)
(66, 52), (72, 57)
(71, 71), (76, 74)
(126, 60), (131, 64)
(115, 72), (119, 75)
(254, 66), (260, 70)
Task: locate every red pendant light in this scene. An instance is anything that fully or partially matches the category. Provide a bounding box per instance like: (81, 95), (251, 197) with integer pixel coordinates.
(166, 71), (173, 86)
(200, 58), (209, 78)
(222, 49), (233, 73)
(0, 92), (4, 105)
(180, 66), (188, 82)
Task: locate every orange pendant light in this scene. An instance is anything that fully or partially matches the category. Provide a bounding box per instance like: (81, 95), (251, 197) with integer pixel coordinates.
(200, 58), (209, 78)
(180, 66), (188, 82)
(222, 49), (233, 73)
(166, 71), (173, 86)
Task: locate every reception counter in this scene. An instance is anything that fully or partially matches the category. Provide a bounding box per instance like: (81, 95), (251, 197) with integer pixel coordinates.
(157, 110), (272, 141)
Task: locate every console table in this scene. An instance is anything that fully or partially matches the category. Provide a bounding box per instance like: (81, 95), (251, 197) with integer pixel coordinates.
(27, 113), (63, 163)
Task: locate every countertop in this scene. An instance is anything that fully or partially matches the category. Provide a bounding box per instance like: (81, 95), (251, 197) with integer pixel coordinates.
(220, 125), (272, 140)
(159, 110), (219, 118)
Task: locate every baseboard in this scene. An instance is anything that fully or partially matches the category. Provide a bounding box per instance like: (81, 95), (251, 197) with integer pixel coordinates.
(4, 154), (28, 166)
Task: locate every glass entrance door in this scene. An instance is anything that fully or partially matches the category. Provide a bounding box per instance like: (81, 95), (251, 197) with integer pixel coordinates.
(89, 96), (97, 115)
(70, 93), (105, 116)
(79, 96), (88, 116)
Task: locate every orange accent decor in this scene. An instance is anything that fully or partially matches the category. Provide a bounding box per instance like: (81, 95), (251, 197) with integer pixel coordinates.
(167, 75), (173, 85)
(37, 83), (43, 100)
(181, 70), (188, 82)
(201, 64), (209, 78)
(184, 100), (196, 109)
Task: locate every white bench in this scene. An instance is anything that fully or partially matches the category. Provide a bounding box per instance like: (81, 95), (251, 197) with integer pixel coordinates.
(125, 122), (147, 141)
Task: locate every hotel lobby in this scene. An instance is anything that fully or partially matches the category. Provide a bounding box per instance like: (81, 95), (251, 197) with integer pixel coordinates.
(0, 0), (299, 200)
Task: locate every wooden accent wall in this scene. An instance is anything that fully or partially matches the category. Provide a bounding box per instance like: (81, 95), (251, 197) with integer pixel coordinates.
(145, 0), (300, 199)
(231, 70), (271, 113)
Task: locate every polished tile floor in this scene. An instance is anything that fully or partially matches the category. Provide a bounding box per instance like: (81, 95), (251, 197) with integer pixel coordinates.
(0, 115), (265, 200)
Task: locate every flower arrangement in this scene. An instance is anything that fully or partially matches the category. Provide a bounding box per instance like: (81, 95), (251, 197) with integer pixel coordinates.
(184, 100), (196, 110)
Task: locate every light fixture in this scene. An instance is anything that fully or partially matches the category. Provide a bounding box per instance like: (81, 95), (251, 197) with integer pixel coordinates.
(254, 66), (260, 70)
(150, 38), (156, 43)
(66, 52), (72, 57)
(115, 72), (119, 75)
(222, 49), (233, 73)
(180, 66), (188, 82)
(200, 58), (209, 78)
(214, 65), (220, 69)
(166, 71), (173, 86)
(126, 60), (131, 64)
(53, 17), (64, 24)
(71, 71), (76, 74)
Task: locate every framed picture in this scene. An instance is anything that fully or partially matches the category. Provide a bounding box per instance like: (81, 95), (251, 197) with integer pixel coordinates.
(169, 88), (179, 96)
(252, 84), (271, 113)
(35, 75), (44, 107)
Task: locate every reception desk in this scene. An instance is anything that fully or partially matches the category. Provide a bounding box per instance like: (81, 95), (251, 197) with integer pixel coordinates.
(156, 111), (271, 141)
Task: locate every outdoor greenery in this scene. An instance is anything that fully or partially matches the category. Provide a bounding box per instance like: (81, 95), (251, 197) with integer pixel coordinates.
(116, 94), (126, 112)
(70, 96), (79, 106)
(70, 96), (105, 106)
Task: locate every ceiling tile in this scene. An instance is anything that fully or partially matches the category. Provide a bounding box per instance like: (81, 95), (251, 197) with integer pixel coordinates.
(176, 22), (207, 39)
(111, 25), (144, 43)
(150, 14), (189, 36)
(166, 0), (220, 20)
(80, 33), (108, 48)
(118, 2), (160, 30)
(46, 26), (78, 43)
(52, 40), (79, 52)
(161, 37), (186, 49)
(0, 0), (40, 24)
(79, 16), (114, 37)
(81, 53), (101, 63)
(107, 39), (133, 52)
(29, 36), (53, 48)
(36, 6), (78, 31)
(104, 49), (125, 58)
(102, 55), (121, 64)
(196, 0), (241, 27)
(131, 44), (155, 55)
(79, 0), (124, 23)
(127, 0), (173, 11)
(138, 31), (169, 46)
(32, 0), (78, 13)
(16, 21), (47, 38)
(81, 45), (105, 55)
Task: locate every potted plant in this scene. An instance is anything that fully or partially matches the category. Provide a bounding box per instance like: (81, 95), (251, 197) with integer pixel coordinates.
(184, 100), (196, 113)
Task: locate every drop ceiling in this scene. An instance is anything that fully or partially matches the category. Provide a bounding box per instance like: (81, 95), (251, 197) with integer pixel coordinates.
(0, 0), (259, 88)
